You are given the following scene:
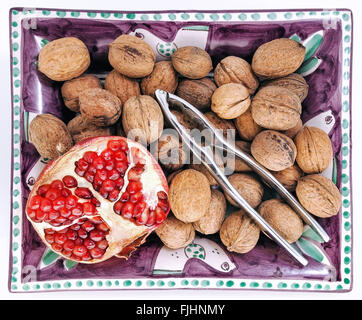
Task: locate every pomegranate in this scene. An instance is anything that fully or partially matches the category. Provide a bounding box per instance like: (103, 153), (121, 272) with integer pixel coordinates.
(25, 137), (170, 263)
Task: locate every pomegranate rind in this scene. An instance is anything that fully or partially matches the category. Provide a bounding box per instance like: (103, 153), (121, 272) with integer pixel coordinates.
(26, 136), (169, 264)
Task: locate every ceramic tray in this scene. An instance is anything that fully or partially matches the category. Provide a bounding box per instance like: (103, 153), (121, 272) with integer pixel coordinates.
(9, 7), (353, 292)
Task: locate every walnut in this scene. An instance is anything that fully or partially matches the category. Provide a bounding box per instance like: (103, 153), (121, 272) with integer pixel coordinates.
(169, 169), (211, 223)
(252, 38), (306, 79)
(234, 107), (262, 141)
(38, 37), (90, 81)
(282, 118), (303, 139)
(224, 140), (252, 173)
(220, 210), (260, 254)
(156, 216), (195, 249)
(176, 77), (216, 110)
(108, 34), (155, 78)
(204, 111), (236, 139)
(171, 46), (212, 79)
(224, 173), (264, 208)
(193, 190), (226, 235)
(258, 199), (304, 243)
(261, 73), (309, 102)
(294, 126), (333, 174)
(271, 164), (303, 192)
(104, 69), (140, 105)
(29, 114), (73, 159)
(251, 130), (297, 171)
(211, 83), (251, 119)
(296, 174), (342, 218)
(122, 95), (164, 145)
(67, 114), (114, 143)
(155, 132), (187, 171)
(79, 88), (122, 127)
(61, 75), (102, 112)
(140, 61), (178, 97)
(251, 86), (302, 131)
(169, 109), (197, 130)
(214, 56), (259, 94)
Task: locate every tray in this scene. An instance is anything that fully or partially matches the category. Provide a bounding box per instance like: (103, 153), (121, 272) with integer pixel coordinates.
(9, 7), (353, 292)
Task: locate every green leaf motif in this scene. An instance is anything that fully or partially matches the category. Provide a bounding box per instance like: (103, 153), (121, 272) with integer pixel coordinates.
(297, 57), (321, 77)
(64, 259), (78, 270)
(303, 33), (323, 61)
(296, 238), (324, 263)
(289, 34), (301, 42)
(301, 225), (324, 243)
(41, 249), (60, 266)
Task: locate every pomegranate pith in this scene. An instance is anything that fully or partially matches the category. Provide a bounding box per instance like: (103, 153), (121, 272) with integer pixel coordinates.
(26, 137), (170, 263)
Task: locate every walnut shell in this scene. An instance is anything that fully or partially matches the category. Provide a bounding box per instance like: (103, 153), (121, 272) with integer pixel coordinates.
(140, 61), (178, 97)
(271, 164), (303, 192)
(61, 75), (102, 112)
(296, 174), (341, 218)
(169, 169), (211, 223)
(211, 83), (251, 119)
(38, 37), (90, 81)
(122, 95), (164, 145)
(171, 46), (212, 79)
(108, 34), (155, 78)
(169, 110), (197, 131)
(167, 169), (183, 185)
(29, 114), (73, 159)
(252, 38), (306, 79)
(104, 69), (140, 105)
(220, 210), (260, 254)
(214, 56), (259, 94)
(251, 86), (302, 130)
(234, 107), (262, 141)
(156, 132), (187, 171)
(294, 126), (333, 174)
(261, 73), (309, 102)
(204, 111), (236, 139)
(259, 199), (303, 243)
(225, 173), (264, 208)
(67, 114), (114, 143)
(251, 130), (297, 171)
(176, 77), (216, 110)
(282, 118), (303, 139)
(79, 88), (122, 127)
(193, 190), (226, 235)
(224, 140), (252, 173)
(155, 216), (195, 249)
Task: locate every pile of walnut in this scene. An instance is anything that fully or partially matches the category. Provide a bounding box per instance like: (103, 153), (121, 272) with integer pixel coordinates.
(30, 35), (341, 255)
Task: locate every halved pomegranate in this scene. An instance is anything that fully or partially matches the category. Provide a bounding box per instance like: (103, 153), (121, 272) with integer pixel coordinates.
(26, 137), (170, 263)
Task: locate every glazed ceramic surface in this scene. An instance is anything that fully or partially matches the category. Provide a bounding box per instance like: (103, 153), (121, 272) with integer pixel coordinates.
(9, 7), (353, 292)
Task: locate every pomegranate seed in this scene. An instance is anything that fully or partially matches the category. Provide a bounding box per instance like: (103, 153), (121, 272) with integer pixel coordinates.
(105, 160), (115, 171)
(82, 220), (95, 232)
(115, 161), (128, 175)
(96, 169), (108, 181)
(54, 233), (67, 244)
(114, 150), (127, 162)
(40, 198), (52, 212)
(118, 139), (128, 151)
(49, 210), (59, 220)
(97, 239), (108, 250)
(83, 151), (98, 164)
(120, 192), (130, 202)
(29, 195), (42, 210)
(27, 209), (36, 219)
(107, 140), (121, 152)
(54, 216), (67, 224)
(78, 229), (87, 239)
(44, 228), (55, 235)
(100, 148), (114, 161)
(53, 197), (65, 210)
(91, 197), (101, 207)
(121, 203), (134, 219)
(130, 192), (143, 204)
(113, 201), (124, 215)
(108, 189), (120, 202)
(102, 180), (115, 192)
(146, 210), (155, 226)
(83, 238), (96, 249)
(127, 165), (144, 181)
(157, 191), (168, 200)
(61, 188), (72, 197)
(84, 172), (94, 183)
(66, 229), (78, 240)
(71, 204), (83, 217)
(73, 245), (87, 257)
(133, 201), (146, 217)
(127, 181), (142, 194)
(93, 177), (103, 190)
(93, 157), (105, 170)
(89, 247), (105, 259)
(107, 169), (120, 181)
(82, 202), (96, 215)
(74, 238), (83, 245)
(59, 207), (71, 218)
(71, 254), (82, 261)
(82, 252), (92, 261)
(51, 243), (63, 252)
(62, 175), (78, 188)
(45, 234), (55, 244)
(90, 216), (103, 224)
(74, 187), (92, 199)
(62, 249), (72, 258)
(155, 207), (166, 224)
(63, 239), (75, 251)
(89, 230), (105, 242)
(131, 148), (146, 165)
(96, 222), (110, 232)
(65, 195), (78, 209)
(70, 224), (80, 231)
(136, 209), (149, 225)
(77, 159), (89, 171)
(115, 177), (124, 189)
(37, 184), (50, 196)
(74, 167), (85, 177)
(50, 180), (64, 190)
(157, 199), (169, 212)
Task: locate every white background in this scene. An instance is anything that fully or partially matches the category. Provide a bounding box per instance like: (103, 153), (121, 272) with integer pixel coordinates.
(0, 0), (361, 300)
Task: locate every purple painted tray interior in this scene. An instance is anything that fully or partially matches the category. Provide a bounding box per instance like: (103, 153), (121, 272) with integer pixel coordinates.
(20, 17), (342, 282)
